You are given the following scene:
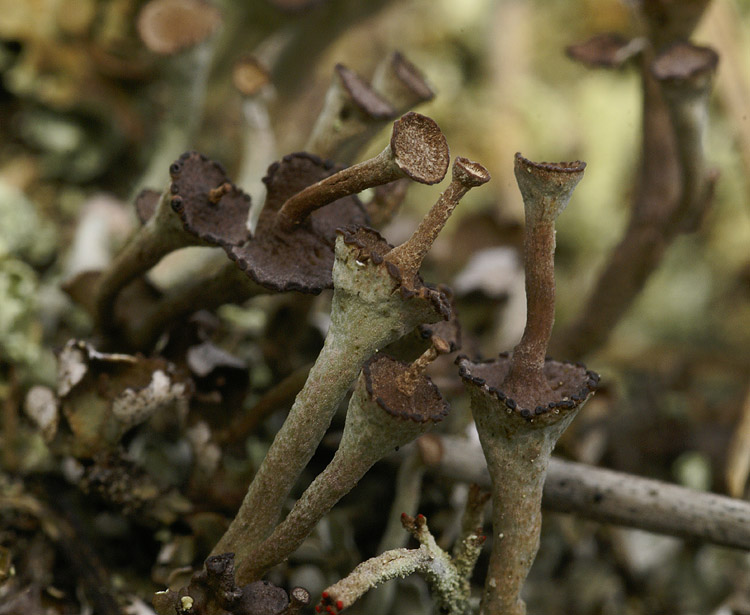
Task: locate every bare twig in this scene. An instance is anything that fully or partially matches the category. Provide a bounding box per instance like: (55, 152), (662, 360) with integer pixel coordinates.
(425, 434), (750, 550)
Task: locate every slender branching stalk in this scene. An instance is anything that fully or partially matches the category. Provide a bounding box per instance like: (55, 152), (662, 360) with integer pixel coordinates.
(318, 511), (484, 615)
(211, 155), (490, 579)
(457, 153), (597, 615)
(237, 344), (448, 582)
(276, 112), (450, 231)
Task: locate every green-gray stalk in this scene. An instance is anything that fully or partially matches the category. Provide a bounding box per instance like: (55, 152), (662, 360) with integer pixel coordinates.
(237, 371), (432, 582)
(95, 190), (198, 334)
(653, 44), (718, 220)
(211, 234), (442, 567)
(469, 388), (582, 615)
(134, 43), (214, 197)
(320, 514), (472, 615)
(305, 64), (396, 163)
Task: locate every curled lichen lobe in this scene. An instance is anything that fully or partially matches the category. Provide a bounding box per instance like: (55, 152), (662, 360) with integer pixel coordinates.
(456, 354), (599, 424)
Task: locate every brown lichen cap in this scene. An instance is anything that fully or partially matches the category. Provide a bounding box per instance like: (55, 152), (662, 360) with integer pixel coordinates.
(337, 225), (451, 320)
(227, 153), (368, 293)
(514, 154), (586, 223)
(374, 51), (434, 111)
(566, 33), (644, 69)
(137, 0), (222, 55)
(651, 42), (719, 86)
(456, 354), (599, 424)
(363, 353), (448, 423)
(391, 112), (450, 184)
(168, 151), (251, 246)
(232, 56), (271, 97)
(335, 63), (397, 120)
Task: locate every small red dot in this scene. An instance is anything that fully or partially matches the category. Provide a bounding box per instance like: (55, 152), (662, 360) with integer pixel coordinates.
(315, 606), (322, 613)
(336, 600), (344, 611)
(417, 514), (425, 520)
(322, 592), (329, 600)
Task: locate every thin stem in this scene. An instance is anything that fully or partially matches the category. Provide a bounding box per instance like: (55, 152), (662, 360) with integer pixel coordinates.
(427, 434), (750, 550)
(386, 156), (490, 282)
(95, 190), (191, 334)
(276, 149), (398, 230)
(362, 447), (427, 615)
(502, 218), (555, 402)
(503, 154), (584, 405)
(276, 112), (449, 230)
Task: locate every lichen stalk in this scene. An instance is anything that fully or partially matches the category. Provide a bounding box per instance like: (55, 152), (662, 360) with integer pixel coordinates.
(211, 230), (448, 568)
(502, 154), (585, 406)
(236, 353), (444, 582)
(457, 153), (592, 615)
(469, 386), (582, 615)
(385, 157), (490, 283)
(95, 189), (193, 334)
(276, 112), (449, 230)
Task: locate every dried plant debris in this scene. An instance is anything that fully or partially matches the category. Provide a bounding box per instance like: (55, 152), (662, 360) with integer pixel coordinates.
(169, 151), (251, 246)
(153, 553), (291, 615)
(56, 339), (192, 457)
(226, 153), (368, 293)
(78, 450), (191, 522)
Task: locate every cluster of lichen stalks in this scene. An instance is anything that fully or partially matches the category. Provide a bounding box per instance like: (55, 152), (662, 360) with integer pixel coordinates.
(54, 8), (602, 609)
(92, 131), (598, 615)
(63, 44), (602, 613)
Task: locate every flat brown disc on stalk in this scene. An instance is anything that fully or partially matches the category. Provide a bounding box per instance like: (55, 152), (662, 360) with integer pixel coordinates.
(168, 151), (251, 246)
(456, 355), (599, 423)
(651, 42), (719, 84)
(137, 0), (221, 55)
(232, 56), (270, 96)
(363, 354), (448, 423)
(384, 51), (434, 105)
(335, 64), (397, 120)
(227, 153), (368, 293)
(337, 225), (451, 319)
(566, 33), (642, 69)
(391, 112), (449, 184)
